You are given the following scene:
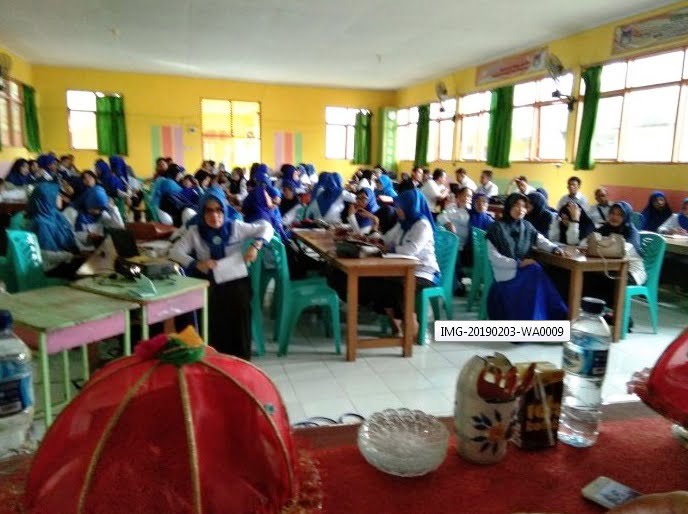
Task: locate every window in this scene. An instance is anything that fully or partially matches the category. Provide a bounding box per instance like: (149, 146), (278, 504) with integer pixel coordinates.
(456, 91), (491, 161)
(201, 99), (261, 166)
(509, 74), (573, 161)
(67, 90), (98, 150)
(395, 107), (418, 161)
(581, 48), (688, 162)
(325, 107), (360, 160)
(427, 100), (457, 162)
(0, 79), (24, 148)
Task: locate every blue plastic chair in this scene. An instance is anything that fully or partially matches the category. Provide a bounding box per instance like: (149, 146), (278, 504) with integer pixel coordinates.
(621, 232), (667, 339)
(416, 228), (460, 345)
(5, 230), (66, 293)
(266, 238), (341, 356)
(466, 228), (485, 312)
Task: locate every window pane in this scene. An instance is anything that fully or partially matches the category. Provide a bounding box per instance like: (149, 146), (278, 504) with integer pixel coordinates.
(439, 119), (455, 161)
(479, 112), (490, 161)
(346, 125), (355, 160)
(538, 74), (573, 101)
(460, 93), (484, 115)
(430, 102), (442, 120)
(459, 116), (479, 160)
(67, 90), (97, 111)
(201, 99), (231, 136)
(677, 86), (688, 161)
(627, 51), (684, 88)
(592, 96), (623, 160)
(622, 85), (679, 162)
(513, 81), (537, 107)
(326, 124), (346, 159)
(232, 101), (260, 138)
(325, 107), (348, 125)
(407, 124), (417, 160)
(9, 81), (20, 101)
(684, 51), (688, 79)
(442, 98), (457, 117)
(600, 62), (627, 93)
(538, 103), (568, 159)
(233, 139), (261, 166)
(409, 107), (419, 123)
(396, 125), (408, 161)
(68, 110), (97, 149)
(510, 106), (535, 160)
(10, 100), (22, 147)
(0, 98), (9, 147)
(203, 138), (232, 165)
(427, 120), (439, 162)
(397, 109), (409, 126)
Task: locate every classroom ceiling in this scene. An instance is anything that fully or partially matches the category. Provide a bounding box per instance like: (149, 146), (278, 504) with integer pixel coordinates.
(0, 0), (677, 89)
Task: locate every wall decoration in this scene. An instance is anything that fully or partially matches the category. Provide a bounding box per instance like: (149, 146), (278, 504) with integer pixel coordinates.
(476, 48), (548, 86)
(613, 7), (688, 54)
(150, 125), (184, 166)
(274, 131), (303, 170)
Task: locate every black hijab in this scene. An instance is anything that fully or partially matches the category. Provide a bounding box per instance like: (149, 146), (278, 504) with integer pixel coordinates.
(279, 183), (300, 216)
(487, 193), (539, 260)
(525, 192), (556, 236)
(556, 202), (595, 243)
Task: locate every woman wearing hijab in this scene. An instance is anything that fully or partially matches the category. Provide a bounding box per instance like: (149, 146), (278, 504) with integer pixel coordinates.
(469, 193), (494, 232)
(347, 188), (382, 235)
(109, 156), (130, 186)
(25, 182), (85, 278)
(536, 187), (557, 213)
(305, 172), (356, 224)
(67, 184), (124, 249)
(149, 163), (197, 226)
(95, 159), (127, 198)
(227, 167), (248, 203)
(242, 185), (289, 243)
(35, 154), (58, 181)
(170, 188), (274, 359)
(194, 169), (212, 190)
(486, 193), (567, 321)
(641, 191), (673, 232)
(549, 201), (595, 245)
(6, 159), (34, 187)
(280, 175), (303, 227)
(525, 191), (556, 237)
(376, 174), (398, 200)
(659, 197), (688, 235)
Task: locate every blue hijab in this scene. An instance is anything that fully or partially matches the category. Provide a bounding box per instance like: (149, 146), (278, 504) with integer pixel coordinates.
(197, 189), (233, 260)
(469, 193), (494, 231)
(315, 173), (343, 217)
(395, 188), (435, 236)
(109, 156), (129, 182)
(75, 185), (110, 231)
(281, 164), (297, 184)
(641, 191), (672, 232)
(95, 160), (126, 195)
(536, 187), (557, 213)
(6, 159), (34, 186)
(525, 192), (556, 237)
(597, 201), (642, 254)
(243, 186), (289, 241)
(679, 198), (688, 231)
(186, 186), (240, 228)
(356, 188), (380, 228)
(557, 201), (595, 243)
(26, 182), (78, 252)
(310, 171), (329, 201)
(254, 164), (271, 186)
(377, 174), (398, 199)
(36, 154), (57, 176)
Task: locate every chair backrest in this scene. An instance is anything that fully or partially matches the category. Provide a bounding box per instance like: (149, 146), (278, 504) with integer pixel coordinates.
(434, 228), (460, 295)
(631, 211), (643, 229)
(266, 237), (291, 298)
(638, 231), (667, 293)
(471, 227), (486, 270)
(114, 196), (127, 222)
(143, 190), (160, 223)
(473, 229), (493, 287)
(6, 229), (48, 292)
(9, 211), (26, 230)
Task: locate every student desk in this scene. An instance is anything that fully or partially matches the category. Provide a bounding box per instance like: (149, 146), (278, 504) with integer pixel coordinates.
(665, 235), (688, 256)
(0, 287), (137, 425)
(0, 200), (27, 217)
(295, 230), (418, 362)
(534, 247), (629, 342)
(71, 275), (209, 342)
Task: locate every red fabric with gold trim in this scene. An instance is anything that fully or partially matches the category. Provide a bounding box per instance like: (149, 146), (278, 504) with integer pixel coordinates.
(25, 331), (301, 514)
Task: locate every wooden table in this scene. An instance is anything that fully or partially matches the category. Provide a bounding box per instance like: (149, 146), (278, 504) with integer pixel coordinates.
(534, 247), (629, 342)
(71, 275), (209, 342)
(294, 230), (419, 362)
(0, 201), (27, 217)
(0, 287), (137, 425)
(665, 235), (688, 256)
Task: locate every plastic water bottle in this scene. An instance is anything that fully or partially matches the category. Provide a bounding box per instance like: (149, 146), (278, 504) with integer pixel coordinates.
(558, 297), (611, 448)
(0, 310), (34, 458)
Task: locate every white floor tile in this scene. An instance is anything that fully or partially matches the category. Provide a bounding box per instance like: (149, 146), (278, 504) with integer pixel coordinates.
(420, 367), (460, 390)
(284, 401), (308, 425)
(349, 393), (404, 418)
(284, 362), (334, 382)
(409, 351), (453, 370)
(291, 378), (348, 403)
(394, 389), (453, 416)
(364, 356), (417, 373)
(379, 369), (434, 392)
(301, 398), (358, 420)
(336, 374), (392, 396)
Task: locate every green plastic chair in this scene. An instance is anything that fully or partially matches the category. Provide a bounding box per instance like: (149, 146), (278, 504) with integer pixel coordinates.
(9, 211), (26, 230)
(143, 189), (161, 223)
(266, 237), (341, 356)
(621, 232), (667, 339)
(248, 247), (266, 356)
(115, 196), (128, 222)
(631, 211), (643, 230)
(473, 229), (494, 320)
(6, 230), (66, 293)
(416, 228), (460, 345)
(466, 228), (485, 312)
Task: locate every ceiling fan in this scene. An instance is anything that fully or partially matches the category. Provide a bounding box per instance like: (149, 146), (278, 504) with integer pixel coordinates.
(546, 54), (576, 111)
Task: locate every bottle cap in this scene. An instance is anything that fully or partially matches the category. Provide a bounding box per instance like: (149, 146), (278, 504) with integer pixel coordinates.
(0, 310), (12, 331)
(581, 297), (606, 315)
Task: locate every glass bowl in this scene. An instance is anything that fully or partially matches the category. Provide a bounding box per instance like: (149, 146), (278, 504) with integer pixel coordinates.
(357, 408), (449, 477)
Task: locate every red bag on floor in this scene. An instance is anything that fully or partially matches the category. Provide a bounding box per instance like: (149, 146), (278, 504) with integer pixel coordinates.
(25, 328), (321, 514)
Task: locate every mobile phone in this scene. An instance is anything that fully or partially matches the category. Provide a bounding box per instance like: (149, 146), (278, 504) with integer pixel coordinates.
(582, 476), (642, 509)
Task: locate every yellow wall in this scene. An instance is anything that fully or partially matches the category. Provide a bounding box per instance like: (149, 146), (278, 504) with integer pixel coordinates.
(0, 44), (35, 166)
(396, 1), (688, 201)
(32, 66), (395, 178)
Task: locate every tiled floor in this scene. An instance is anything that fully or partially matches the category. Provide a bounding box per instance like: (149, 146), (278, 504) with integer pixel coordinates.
(250, 295), (686, 425)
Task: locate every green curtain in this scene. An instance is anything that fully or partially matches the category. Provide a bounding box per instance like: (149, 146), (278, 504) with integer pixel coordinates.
(22, 85), (41, 152)
(486, 86), (514, 169)
(352, 110), (371, 164)
(377, 107), (397, 171)
(96, 95), (128, 155)
(574, 66), (602, 170)
(414, 104), (430, 167)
